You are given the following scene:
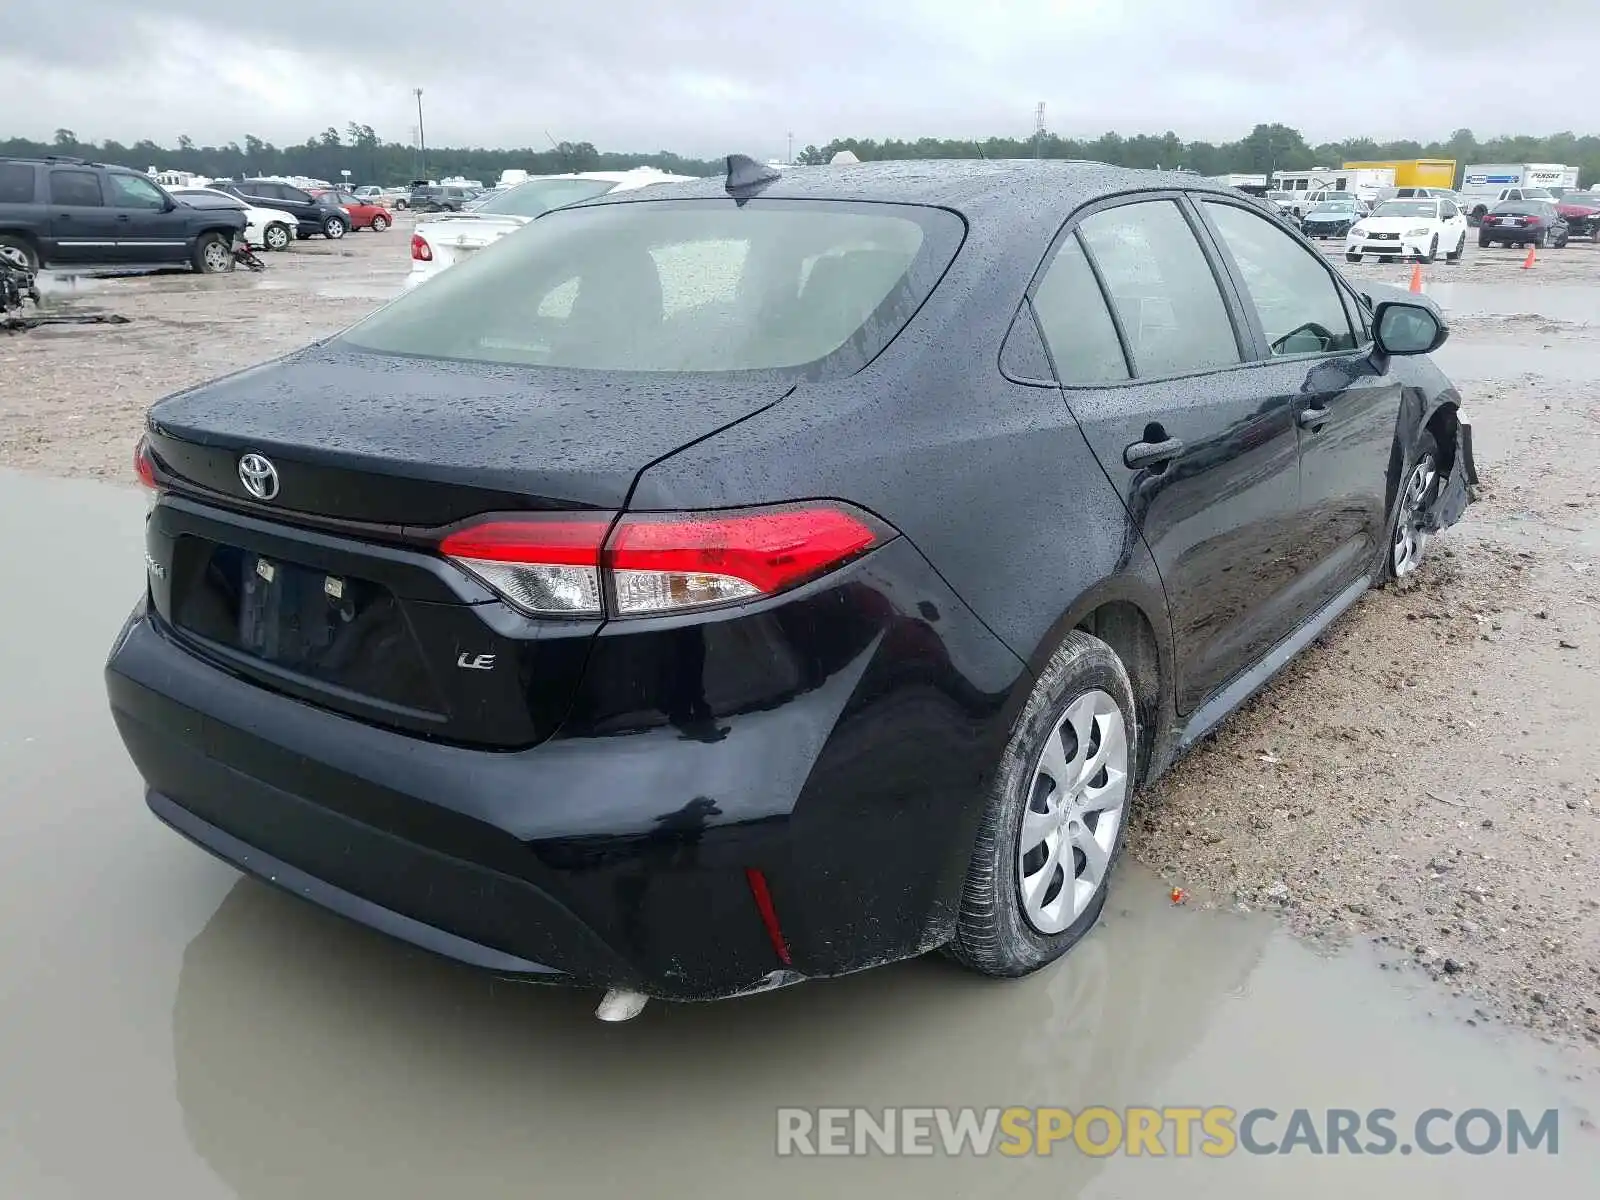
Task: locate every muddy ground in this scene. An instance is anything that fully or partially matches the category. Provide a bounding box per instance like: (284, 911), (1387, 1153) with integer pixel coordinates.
(2, 221), (1596, 1052)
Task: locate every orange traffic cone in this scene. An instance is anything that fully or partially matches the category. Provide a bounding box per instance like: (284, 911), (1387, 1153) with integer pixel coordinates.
(1522, 245), (1537, 269)
(1408, 264), (1423, 293)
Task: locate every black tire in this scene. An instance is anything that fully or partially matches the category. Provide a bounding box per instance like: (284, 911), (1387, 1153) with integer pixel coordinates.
(1477, 236), (1491, 248)
(1554, 229), (1569, 249)
(1386, 430), (1440, 584)
(262, 222), (292, 252)
(1346, 253), (1362, 263)
(1421, 236), (1438, 265)
(1535, 229), (1548, 248)
(0, 233), (40, 273)
(1446, 234), (1464, 262)
(1591, 225), (1600, 244)
(191, 232), (233, 274)
(322, 215), (348, 240)
(370, 214), (390, 232)
(946, 630), (1137, 977)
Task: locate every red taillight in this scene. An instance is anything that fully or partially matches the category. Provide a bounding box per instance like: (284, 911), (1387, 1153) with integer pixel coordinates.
(437, 503), (886, 618)
(134, 435), (157, 489)
(439, 516), (610, 617)
(411, 233), (432, 261)
(608, 506), (881, 615)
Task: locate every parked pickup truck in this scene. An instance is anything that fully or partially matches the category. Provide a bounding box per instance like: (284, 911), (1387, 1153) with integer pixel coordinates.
(0, 155), (246, 274)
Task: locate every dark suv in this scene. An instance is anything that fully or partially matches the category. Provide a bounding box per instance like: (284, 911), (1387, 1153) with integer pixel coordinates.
(0, 156), (246, 274)
(212, 179), (350, 239)
(408, 183), (477, 212)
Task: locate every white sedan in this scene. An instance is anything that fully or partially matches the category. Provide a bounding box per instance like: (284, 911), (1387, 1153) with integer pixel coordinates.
(1344, 198), (1469, 264)
(170, 187), (298, 252)
(406, 169), (694, 289)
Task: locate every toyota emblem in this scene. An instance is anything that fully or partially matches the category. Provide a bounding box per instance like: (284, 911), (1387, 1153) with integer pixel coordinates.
(238, 453), (280, 501)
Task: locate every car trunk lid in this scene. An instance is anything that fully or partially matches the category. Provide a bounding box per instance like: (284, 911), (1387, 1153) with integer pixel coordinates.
(143, 344), (794, 746)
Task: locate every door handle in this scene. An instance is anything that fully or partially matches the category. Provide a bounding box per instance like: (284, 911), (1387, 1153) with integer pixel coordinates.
(1123, 437), (1185, 470)
(1298, 405), (1330, 431)
(116, 214), (131, 222)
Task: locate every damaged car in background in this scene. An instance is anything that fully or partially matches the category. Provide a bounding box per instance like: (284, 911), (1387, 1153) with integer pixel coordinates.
(106, 158), (1476, 1022)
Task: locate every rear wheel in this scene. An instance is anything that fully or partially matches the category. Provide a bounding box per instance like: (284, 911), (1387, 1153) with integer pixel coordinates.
(262, 222), (292, 251)
(1535, 229), (1548, 248)
(1390, 431), (1440, 581)
(370, 214), (390, 232)
(0, 233), (39, 273)
(192, 233), (233, 274)
(1421, 235), (1438, 264)
(1346, 252), (1362, 263)
(1591, 225), (1600, 243)
(1446, 233), (1465, 262)
(947, 631), (1136, 977)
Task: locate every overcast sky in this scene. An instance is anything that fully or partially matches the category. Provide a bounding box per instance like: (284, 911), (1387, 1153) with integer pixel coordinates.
(7, 0), (1595, 158)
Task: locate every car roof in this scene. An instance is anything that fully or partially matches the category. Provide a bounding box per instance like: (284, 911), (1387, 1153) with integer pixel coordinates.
(580, 159), (1241, 233)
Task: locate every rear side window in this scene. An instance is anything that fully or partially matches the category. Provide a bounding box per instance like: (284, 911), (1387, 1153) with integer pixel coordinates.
(50, 169), (105, 207)
(1202, 201), (1356, 356)
(0, 163), (35, 204)
(1031, 233), (1129, 385)
(282, 187), (312, 204)
(341, 199), (962, 376)
(1077, 200), (1240, 377)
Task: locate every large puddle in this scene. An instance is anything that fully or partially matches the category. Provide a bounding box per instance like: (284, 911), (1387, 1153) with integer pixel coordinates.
(2, 471), (1597, 1198)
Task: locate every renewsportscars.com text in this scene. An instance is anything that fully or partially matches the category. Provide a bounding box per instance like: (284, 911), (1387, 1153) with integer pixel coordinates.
(775, 1106), (1560, 1157)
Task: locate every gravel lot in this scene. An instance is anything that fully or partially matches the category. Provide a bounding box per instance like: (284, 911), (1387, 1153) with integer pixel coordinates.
(3, 221), (1596, 1052)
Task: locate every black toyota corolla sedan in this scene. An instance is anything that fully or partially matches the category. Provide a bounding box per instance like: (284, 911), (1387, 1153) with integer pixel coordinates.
(107, 158), (1476, 1017)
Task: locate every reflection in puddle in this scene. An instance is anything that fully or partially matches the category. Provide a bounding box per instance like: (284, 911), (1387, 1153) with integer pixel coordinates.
(164, 866), (1599, 1199)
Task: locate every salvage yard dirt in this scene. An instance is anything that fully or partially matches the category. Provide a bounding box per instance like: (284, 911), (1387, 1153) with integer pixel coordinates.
(3, 222), (1597, 1051)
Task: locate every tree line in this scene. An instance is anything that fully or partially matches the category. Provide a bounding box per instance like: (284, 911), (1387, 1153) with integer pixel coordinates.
(0, 126), (720, 185)
(4, 123), (1598, 188)
(795, 124), (1600, 187)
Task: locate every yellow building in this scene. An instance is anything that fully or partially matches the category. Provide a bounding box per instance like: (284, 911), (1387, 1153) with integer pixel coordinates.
(1342, 159), (1458, 189)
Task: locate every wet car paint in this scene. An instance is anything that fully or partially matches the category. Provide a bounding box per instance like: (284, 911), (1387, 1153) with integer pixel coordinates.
(104, 164), (1476, 1002)
(6, 472), (1600, 1197)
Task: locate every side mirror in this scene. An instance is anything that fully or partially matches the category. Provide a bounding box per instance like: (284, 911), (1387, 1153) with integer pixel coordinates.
(1373, 300), (1448, 356)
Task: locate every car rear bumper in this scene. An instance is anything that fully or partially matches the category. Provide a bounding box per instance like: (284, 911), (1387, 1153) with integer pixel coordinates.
(105, 538), (1025, 1000)
(1479, 227), (1549, 243)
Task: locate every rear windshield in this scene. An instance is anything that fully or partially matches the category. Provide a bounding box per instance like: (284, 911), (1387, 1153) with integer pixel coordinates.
(1495, 202), (1550, 216)
(475, 178), (618, 218)
(341, 199), (964, 376)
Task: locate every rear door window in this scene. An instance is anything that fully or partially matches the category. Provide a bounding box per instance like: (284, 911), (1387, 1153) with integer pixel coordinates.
(0, 163), (36, 204)
(1076, 199), (1241, 377)
(1031, 233), (1130, 385)
(49, 170), (104, 207)
(341, 199), (962, 377)
(1201, 200), (1356, 355)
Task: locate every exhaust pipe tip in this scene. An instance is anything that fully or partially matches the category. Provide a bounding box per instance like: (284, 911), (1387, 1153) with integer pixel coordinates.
(595, 988), (650, 1023)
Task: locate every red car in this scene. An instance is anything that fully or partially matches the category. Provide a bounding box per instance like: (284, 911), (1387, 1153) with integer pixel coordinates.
(1556, 192), (1600, 242)
(311, 189), (394, 232)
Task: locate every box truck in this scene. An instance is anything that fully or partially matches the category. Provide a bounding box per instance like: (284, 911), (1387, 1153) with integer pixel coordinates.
(1343, 159), (1456, 190)
(1459, 163), (1580, 219)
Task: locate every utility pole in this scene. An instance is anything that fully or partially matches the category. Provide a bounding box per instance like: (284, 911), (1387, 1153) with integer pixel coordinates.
(1034, 102), (1047, 159)
(787, 131), (794, 164)
(414, 87), (427, 180)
